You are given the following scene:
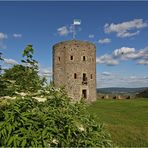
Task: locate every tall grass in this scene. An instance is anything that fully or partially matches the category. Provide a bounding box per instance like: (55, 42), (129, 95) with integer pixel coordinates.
(87, 99), (148, 147)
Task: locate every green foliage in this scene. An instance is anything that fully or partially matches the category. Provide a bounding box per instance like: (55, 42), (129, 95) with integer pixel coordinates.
(0, 88), (112, 147)
(1, 65), (42, 94)
(0, 75), (16, 96)
(21, 44), (38, 69)
(0, 45), (44, 96)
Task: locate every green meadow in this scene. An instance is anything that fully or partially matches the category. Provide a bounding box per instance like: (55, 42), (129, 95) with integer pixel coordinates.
(87, 99), (148, 147)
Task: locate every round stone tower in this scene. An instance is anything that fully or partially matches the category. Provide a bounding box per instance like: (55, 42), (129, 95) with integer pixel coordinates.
(53, 40), (96, 101)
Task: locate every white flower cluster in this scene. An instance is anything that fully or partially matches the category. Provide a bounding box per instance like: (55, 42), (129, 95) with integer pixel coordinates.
(52, 139), (59, 144)
(0, 96), (16, 100)
(33, 97), (46, 102)
(78, 125), (85, 131)
(15, 92), (27, 96)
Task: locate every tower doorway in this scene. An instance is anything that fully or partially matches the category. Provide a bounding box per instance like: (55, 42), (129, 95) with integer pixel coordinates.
(82, 89), (87, 99)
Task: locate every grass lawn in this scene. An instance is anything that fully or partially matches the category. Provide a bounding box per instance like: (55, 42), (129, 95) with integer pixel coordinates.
(87, 99), (148, 147)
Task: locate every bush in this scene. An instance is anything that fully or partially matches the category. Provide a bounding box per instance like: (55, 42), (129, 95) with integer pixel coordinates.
(0, 87), (112, 147)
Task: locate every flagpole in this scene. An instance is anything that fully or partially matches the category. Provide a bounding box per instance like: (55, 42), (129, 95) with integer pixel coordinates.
(73, 19), (81, 39)
(73, 24), (75, 39)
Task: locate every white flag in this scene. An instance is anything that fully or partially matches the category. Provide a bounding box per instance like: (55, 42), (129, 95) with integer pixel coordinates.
(73, 19), (81, 25)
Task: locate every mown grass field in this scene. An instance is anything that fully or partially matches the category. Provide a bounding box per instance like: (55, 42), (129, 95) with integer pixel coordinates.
(87, 99), (148, 147)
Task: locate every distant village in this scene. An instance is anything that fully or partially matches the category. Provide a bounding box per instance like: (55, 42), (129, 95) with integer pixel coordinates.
(97, 88), (148, 100)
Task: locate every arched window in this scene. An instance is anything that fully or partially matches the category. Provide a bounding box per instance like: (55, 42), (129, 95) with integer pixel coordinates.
(70, 56), (73, 60)
(83, 56), (86, 61)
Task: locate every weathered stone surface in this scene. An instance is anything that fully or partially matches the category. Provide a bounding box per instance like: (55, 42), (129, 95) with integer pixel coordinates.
(53, 40), (96, 101)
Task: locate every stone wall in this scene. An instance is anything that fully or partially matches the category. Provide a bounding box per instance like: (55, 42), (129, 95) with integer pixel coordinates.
(53, 40), (96, 101)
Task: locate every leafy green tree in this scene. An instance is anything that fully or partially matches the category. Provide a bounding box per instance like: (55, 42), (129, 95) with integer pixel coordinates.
(0, 87), (112, 147)
(0, 45), (43, 96)
(2, 64), (42, 93)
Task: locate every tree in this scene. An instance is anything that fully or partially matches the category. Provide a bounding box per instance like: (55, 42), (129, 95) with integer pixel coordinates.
(0, 45), (43, 96)
(2, 64), (42, 93)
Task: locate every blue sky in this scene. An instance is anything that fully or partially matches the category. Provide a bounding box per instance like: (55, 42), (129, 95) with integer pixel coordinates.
(0, 1), (148, 88)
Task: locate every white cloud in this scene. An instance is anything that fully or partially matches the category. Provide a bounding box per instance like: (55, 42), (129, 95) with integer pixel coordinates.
(98, 38), (111, 44)
(113, 47), (135, 57)
(0, 32), (7, 40)
(13, 33), (22, 38)
(57, 24), (81, 37)
(57, 26), (69, 36)
(38, 67), (52, 77)
(97, 73), (148, 88)
(88, 34), (94, 38)
(137, 47), (148, 60)
(117, 30), (140, 38)
(113, 46), (148, 62)
(104, 19), (148, 38)
(101, 72), (112, 76)
(0, 33), (7, 49)
(96, 54), (119, 66)
(137, 59), (148, 65)
(4, 58), (18, 65)
(96, 46), (148, 66)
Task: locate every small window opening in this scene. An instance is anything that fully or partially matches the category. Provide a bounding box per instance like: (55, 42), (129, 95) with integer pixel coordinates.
(70, 56), (73, 60)
(58, 57), (60, 61)
(91, 74), (93, 79)
(83, 73), (87, 81)
(74, 73), (77, 79)
(82, 73), (87, 85)
(82, 89), (87, 99)
(83, 56), (86, 61)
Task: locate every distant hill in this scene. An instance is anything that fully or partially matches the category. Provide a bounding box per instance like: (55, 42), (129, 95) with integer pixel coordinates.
(136, 88), (148, 98)
(97, 87), (148, 95)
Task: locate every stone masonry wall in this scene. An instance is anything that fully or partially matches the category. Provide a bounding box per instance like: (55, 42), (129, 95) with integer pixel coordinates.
(53, 40), (96, 101)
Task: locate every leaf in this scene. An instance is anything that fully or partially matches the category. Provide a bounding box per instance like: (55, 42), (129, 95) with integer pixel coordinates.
(7, 123), (12, 136)
(21, 139), (27, 147)
(7, 137), (13, 146)
(16, 139), (21, 146)
(42, 128), (47, 137)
